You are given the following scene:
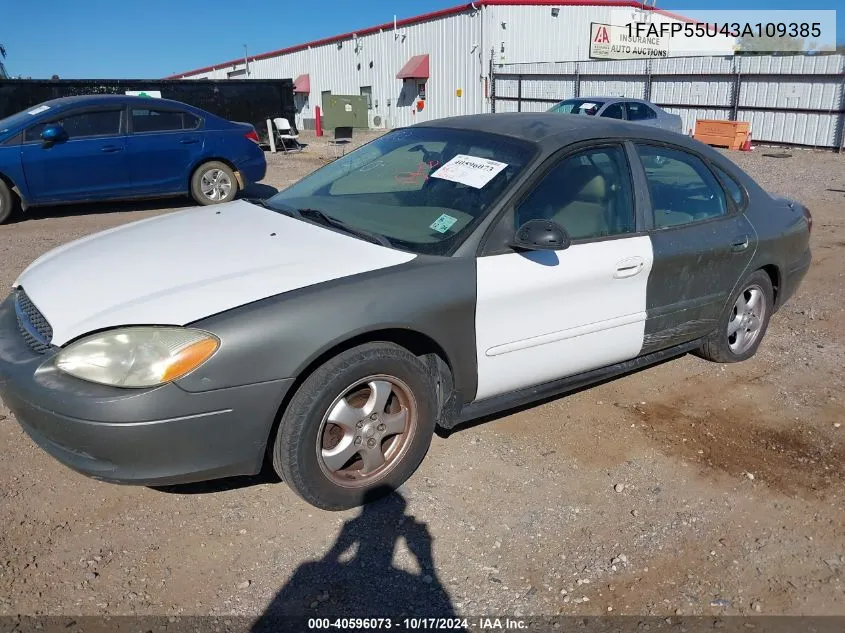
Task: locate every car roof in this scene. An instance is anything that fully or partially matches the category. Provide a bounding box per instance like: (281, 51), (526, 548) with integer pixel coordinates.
(33, 94), (201, 111)
(415, 112), (680, 145)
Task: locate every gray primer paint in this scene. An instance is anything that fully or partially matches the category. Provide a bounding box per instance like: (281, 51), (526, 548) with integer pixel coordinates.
(182, 255), (479, 404)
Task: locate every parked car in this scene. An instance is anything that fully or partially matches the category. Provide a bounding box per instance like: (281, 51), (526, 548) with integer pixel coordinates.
(0, 95), (267, 223)
(548, 97), (683, 134)
(0, 113), (811, 510)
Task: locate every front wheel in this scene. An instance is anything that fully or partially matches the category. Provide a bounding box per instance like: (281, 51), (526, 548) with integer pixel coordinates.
(272, 343), (437, 510)
(696, 270), (774, 363)
(190, 161), (238, 205)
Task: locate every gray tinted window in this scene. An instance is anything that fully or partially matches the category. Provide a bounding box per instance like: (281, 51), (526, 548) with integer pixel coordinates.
(515, 146), (635, 240)
(637, 144), (727, 228)
(626, 102), (657, 121)
(713, 164), (745, 207)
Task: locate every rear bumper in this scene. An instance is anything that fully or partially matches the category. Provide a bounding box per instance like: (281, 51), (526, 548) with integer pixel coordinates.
(0, 295), (292, 485)
(236, 146), (268, 184)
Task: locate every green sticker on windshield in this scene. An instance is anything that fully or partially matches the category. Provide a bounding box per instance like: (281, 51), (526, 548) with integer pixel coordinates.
(430, 214), (458, 234)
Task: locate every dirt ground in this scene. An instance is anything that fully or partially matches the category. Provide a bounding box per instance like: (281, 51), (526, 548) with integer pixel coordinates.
(0, 133), (843, 622)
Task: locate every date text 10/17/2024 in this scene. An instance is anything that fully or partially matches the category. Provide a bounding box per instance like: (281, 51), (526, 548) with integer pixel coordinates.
(308, 617), (529, 630)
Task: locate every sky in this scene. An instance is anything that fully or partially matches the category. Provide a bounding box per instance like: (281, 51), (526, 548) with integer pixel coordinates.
(1, 0), (842, 79)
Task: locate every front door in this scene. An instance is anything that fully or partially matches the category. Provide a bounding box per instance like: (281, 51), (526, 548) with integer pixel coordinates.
(21, 108), (129, 203)
(633, 143), (756, 353)
(474, 144), (653, 401)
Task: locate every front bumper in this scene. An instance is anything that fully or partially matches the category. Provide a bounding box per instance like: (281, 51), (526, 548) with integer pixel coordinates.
(0, 296), (292, 485)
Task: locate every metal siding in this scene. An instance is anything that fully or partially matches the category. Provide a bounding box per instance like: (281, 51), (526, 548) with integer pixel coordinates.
(652, 78), (733, 107)
(579, 77), (647, 98)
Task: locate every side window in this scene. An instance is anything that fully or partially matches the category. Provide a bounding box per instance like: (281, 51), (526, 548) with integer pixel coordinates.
(712, 164), (745, 208)
(514, 146), (635, 241)
(24, 124), (47, 142)
(636, 144), (727, 228)
(132, 108), (198, 133)
(60, 110), (122, 138)
(626, 102), (657, 121)
(601, 103), (625, 120)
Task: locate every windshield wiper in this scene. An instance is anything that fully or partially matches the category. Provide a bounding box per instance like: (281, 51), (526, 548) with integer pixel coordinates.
(297, 207), (393, 248)
(246, 199), (392, 248)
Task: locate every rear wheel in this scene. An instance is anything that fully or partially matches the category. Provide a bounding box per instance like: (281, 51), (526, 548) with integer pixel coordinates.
(696, 270), (773, 363)
(190, 161), (237, 205)
(0, 179), (16, 224)
(272, 343), (437, 510)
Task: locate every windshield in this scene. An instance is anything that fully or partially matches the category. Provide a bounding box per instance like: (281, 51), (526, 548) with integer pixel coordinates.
(266, 127), (535, 255)
(548, 99), (605, 116)
(0, 102), (56, 136)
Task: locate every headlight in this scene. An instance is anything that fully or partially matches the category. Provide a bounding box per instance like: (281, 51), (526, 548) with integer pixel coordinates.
(54, 327), (219, 388)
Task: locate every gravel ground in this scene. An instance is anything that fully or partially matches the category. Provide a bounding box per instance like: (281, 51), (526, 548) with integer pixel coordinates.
(0, 135), (843, 622)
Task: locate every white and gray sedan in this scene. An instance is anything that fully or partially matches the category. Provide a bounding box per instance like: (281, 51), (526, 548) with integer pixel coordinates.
(548, 97), (684, 134)
(0, 113), (811, 510)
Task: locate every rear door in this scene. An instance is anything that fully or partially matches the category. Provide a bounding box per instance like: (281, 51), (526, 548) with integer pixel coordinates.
(125, 107), (205, 195)
(474, 143), (653, 401)
(633, 142), (756, 353)
(623, 101), (659, 128)
(21, 107), (129, 202)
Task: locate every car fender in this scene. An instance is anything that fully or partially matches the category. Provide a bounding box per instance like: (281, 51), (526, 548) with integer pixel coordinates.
(0, 149), (31, 206)
(180, 256), (480, 403)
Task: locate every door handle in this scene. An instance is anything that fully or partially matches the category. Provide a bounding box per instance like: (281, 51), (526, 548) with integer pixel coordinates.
(180, 138), (200, 144)
(614, 256), (645, 279)
(731, 236), (750, 252)
(100, 145), (123, 153)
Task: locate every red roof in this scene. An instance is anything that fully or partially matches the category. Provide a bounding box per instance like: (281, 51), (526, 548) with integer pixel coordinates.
(165, 1), (695, 79)
(293, 74), (310, 93)
(396, 55), (430, 80)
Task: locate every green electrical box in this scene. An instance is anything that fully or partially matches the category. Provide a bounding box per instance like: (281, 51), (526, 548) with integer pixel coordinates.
(321, 94), (369, 130)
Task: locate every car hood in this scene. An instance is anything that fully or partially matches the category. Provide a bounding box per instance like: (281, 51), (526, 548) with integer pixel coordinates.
(14, 200), (416, 346)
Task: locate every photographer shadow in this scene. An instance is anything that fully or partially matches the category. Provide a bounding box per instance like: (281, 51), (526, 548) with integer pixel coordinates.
(251, 488), (460, 631)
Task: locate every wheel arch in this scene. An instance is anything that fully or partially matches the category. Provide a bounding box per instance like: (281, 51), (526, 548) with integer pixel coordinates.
(757, 263), (781, 308)
(263, 328), (459, 466)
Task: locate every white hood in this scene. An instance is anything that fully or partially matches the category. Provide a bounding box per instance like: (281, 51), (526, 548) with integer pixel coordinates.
(14, 200), (415, 345)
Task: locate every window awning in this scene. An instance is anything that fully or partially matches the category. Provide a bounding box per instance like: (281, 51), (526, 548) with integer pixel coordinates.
(293, 74), (310, 93)
(396, 54), (429, 80)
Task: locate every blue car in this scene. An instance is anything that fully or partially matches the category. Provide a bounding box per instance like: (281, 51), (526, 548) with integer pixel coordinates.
(0, 95), (267, 223)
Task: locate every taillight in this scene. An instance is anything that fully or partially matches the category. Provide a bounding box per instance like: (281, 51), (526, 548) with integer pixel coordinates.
(245, 129), (260, 144)
(803, 206), (812, 233)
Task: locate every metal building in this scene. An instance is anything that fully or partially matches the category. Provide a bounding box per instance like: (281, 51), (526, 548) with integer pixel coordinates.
(167, 0), (735, 130)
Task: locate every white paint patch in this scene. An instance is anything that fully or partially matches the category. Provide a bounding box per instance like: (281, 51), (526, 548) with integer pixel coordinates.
(27, 105), (51, 115)
(430, 154), (508, 189)
(474, 236), (654, 401)
(14, 200), (415, 345)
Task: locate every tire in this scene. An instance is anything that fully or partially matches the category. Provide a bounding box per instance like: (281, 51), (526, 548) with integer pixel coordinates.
(0, 179), (16, 225)
(190, 161), (238, 205)
(272, 342), (437, 511)
(696, 270), (774, 363)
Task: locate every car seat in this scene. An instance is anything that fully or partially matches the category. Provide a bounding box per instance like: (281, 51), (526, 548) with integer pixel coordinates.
(549, 164), (610, 239)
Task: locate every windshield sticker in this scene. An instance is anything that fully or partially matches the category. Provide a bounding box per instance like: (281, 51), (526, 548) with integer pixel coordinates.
(579, 102), (597, 109)
(27, 105), (51, 116)
(395, 160), (440, 185)
(430, 213), (458, 234)
(430, 154), (508, 189)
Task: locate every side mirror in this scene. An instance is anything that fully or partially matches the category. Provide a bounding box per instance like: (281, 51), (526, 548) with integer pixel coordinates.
(41, 123), (67, 145)
(509, 219), (571, 252)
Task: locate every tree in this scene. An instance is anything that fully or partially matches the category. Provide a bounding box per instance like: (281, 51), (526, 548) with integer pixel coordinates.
(0, 42), (7, 79)
(736, 34), (805, 55)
